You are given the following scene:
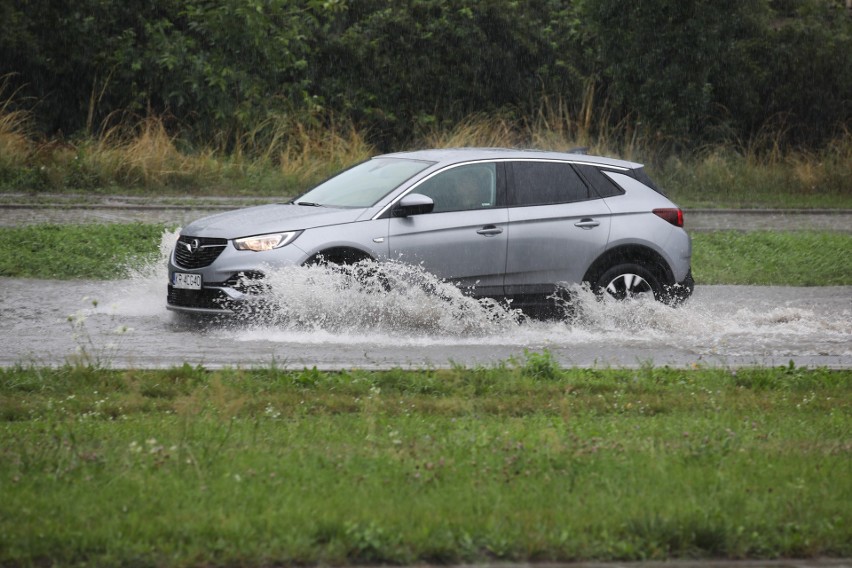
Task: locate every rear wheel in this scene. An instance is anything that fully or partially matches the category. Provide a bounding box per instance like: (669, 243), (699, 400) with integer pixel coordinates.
(595, 263), (662, 301)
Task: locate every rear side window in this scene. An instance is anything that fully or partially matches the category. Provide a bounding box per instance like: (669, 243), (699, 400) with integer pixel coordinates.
(573, 164), (625, 198)
(631, 167), (665, 195)
(510, 161), (592, 206)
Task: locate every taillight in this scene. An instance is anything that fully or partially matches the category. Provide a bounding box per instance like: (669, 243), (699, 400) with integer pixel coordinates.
(653, 208), (684, 227)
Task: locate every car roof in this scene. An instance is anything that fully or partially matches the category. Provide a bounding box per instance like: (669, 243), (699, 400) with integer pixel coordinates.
(379, 147), (643, 170)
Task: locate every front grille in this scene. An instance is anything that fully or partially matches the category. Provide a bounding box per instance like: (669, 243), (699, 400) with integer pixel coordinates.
(167, 285), (231, 310)
(174, 236), (228, 269)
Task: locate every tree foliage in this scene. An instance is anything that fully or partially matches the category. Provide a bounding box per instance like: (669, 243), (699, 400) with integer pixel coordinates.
(1, 0), (849, 151)
(582, 0), (771, 144)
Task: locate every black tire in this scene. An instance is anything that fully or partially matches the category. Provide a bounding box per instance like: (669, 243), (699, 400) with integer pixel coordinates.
(594, 263), (662, 301)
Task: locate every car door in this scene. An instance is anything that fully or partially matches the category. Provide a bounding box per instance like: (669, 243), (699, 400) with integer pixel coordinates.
(387, 162), (508, 296)
(503, 160), (612, 295)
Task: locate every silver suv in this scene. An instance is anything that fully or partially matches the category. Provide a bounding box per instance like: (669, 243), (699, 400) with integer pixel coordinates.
(167, 148), (693, 315)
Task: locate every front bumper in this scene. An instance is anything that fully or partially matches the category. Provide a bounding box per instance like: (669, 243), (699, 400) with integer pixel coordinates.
(166, 284), (243, 314)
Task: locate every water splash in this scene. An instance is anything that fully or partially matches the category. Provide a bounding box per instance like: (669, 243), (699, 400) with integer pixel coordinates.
(96, 230), (850, 359)
(240, 261), (525, 336)
(102, 228), (179, 318)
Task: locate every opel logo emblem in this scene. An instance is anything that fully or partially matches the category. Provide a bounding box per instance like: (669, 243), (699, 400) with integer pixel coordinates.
(184, 239), (200, 255)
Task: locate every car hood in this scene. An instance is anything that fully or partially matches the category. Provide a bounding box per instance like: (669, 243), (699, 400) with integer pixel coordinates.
(181, 203), (368, 238)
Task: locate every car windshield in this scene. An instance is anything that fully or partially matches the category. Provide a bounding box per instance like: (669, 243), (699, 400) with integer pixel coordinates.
(295, 157), (434, 208)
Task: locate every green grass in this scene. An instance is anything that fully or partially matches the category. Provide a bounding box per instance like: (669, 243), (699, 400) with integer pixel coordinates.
(1, 361), (850, 566)
(0, 223), (167, 280)
(692, 231), (852, 286)
(1, 224), (849, 286)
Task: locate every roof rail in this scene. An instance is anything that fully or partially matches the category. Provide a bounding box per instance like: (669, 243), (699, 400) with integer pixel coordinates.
(567, 146), (589, 155)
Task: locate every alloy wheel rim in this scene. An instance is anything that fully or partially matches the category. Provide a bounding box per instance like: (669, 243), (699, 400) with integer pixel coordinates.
(605, 273), (653, 300)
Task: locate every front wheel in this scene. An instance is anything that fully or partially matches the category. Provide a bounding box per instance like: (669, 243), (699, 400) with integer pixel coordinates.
(594, 263), (662, 301)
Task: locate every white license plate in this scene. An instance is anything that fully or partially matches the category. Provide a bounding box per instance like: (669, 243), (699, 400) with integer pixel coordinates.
(173, 272), (202, 290)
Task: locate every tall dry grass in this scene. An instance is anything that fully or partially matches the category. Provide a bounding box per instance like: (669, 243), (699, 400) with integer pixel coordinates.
(652, 127), (852, 208)
(420, 102), (851, 209)
(421, 88), (661, 161)
(421, 113), (520, 148)
(74, 114), (374, 193)
(527, 84), (611, 152)
(74, 115), (227, 189)
(0, 77), (33, 173)
(274, 119), (374, 181)
(0, 72), (375, 194)
(0, 81), (848, 207)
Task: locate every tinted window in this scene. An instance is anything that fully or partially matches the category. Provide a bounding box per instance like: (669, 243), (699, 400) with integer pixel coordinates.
(574, 164), (625, 198)
(511, 161), (592, 206)
(632, 167), (665, 194)
(414, 163), (497, 213)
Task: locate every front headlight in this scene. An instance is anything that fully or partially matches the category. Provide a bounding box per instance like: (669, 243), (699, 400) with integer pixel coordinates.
(233, 231), (302, 252)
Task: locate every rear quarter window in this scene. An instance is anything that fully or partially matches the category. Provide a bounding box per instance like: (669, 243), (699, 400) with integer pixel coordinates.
(631, 167), (666, 195)
(510, 161), (593, 206)
(573, 164), (625, 198)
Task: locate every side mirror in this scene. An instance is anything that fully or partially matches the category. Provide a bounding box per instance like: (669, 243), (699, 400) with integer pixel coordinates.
(393, 193), (434, 217)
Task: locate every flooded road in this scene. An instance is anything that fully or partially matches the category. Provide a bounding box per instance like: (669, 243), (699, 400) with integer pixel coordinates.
(1, 270), (849, 369)
(2, 198), (849, 370)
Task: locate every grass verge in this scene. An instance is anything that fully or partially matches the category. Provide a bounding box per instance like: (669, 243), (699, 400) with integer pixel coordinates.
(0, 224), (849, 286)
(1, 360), (850, 566)
(0, 223), (167, 280)
(692, 231), (852, 286)
(652, 142), (852, 210)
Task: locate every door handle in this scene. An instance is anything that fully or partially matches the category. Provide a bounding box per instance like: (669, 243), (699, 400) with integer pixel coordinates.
(476, 225), (503, 236)
(574, 218), (600, 229)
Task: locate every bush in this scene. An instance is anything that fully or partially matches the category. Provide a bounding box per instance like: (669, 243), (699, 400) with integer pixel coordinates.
(0, 0), (848, 152)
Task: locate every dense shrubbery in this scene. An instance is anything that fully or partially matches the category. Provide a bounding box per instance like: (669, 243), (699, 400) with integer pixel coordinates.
(0, 0), (849, 153)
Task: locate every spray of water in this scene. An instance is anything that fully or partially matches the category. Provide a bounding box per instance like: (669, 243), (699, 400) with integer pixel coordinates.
(107, 228), (180, 318)
(240, 260), (525, 335)
(99, 230), (850, 357)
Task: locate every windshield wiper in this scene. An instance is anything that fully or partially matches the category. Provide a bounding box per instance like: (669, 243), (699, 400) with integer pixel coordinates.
(294, 201), (324, 207)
